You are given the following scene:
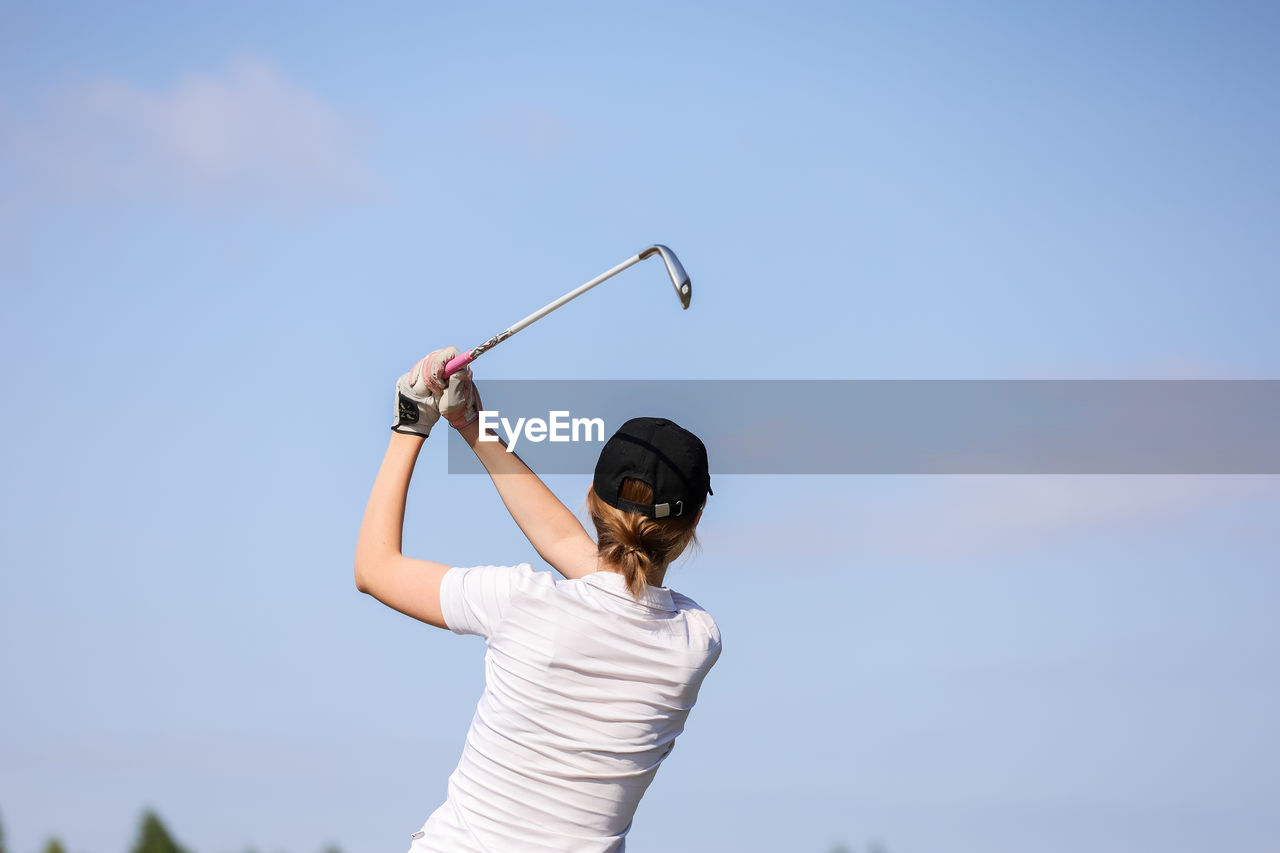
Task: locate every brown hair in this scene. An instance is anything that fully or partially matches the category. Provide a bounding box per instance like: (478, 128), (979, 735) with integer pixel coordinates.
(586, 478), (700, 599)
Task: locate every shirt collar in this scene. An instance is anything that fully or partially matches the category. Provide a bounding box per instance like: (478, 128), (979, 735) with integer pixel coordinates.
(582, 570), (677, 613)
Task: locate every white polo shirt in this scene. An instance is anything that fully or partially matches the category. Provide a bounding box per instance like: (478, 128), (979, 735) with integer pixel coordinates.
(408, 563), (721, 853)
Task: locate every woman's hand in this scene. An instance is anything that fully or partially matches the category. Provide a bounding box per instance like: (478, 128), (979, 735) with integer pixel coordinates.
(391, 346), (480, 435)
(436, 349), (481, 429)
(391, 353), (445, 437)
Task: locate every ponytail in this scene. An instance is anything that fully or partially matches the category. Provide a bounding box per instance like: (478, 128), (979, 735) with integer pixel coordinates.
(587, 478), (700, 599)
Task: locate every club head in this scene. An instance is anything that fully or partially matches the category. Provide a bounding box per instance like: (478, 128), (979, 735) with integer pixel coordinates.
(640, 244), (692, 309)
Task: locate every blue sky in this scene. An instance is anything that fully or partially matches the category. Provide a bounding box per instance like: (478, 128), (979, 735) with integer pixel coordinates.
(1, 2), (1278, 852)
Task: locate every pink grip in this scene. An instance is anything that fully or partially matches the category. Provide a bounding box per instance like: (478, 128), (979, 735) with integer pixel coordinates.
(444, 350), (475, 377)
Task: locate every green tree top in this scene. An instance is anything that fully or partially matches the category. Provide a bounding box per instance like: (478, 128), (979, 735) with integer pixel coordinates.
(130, 811), (190, 853)
(41, 839), (67, 853)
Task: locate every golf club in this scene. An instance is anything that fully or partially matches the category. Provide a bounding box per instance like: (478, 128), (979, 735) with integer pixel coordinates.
(443, 244), (691, 376)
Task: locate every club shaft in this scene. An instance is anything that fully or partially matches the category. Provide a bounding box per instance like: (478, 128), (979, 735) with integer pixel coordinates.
(446, 252), (645, 374)
(507, 252), (644, 336)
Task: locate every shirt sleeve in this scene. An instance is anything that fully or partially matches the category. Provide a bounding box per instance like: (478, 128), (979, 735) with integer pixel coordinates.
(439, 563), (535, 639)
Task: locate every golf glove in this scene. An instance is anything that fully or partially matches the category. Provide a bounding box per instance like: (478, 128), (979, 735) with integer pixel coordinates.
(441, 364), (481, 429)
(392, 352), (447, 437)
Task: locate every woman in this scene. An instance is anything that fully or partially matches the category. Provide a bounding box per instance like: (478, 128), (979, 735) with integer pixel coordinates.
(355, 347), (721, 853)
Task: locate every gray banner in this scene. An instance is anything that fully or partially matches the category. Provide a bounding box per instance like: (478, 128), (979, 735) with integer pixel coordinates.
(445, 380), (1280, 474)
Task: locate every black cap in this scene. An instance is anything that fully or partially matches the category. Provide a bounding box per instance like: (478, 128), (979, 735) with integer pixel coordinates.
(593, 417), (712, 518)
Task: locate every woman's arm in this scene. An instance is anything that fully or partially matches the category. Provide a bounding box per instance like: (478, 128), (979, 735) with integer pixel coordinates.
(354, 431), (453, 628)
(456, 419), (599, 580)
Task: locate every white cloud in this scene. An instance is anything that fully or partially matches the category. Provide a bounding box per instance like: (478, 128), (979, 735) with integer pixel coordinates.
(706, 475), (1279, 563)
(1, 57), (377, 204)
(868, 475), (1276, 557)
